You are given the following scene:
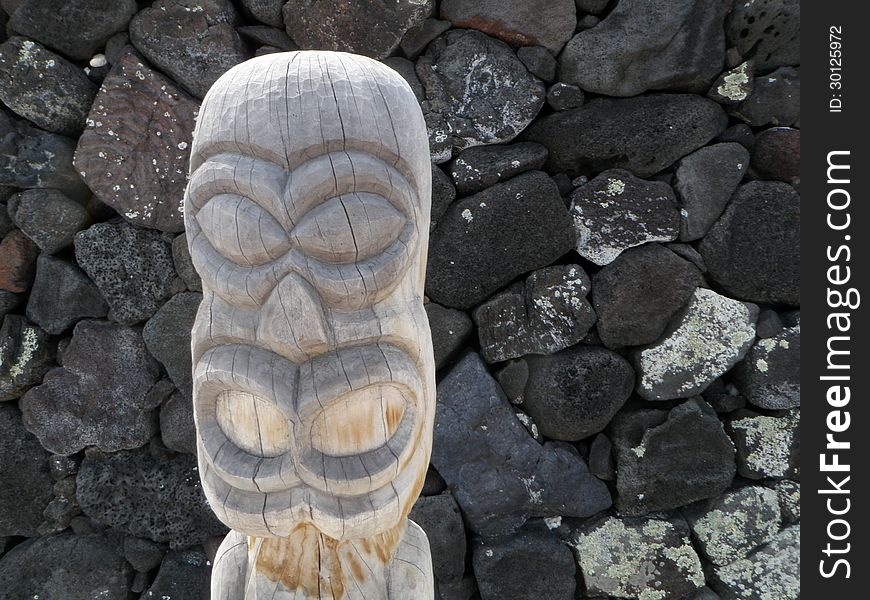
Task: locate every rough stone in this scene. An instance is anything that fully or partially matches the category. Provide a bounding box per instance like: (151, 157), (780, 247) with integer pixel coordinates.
(425, 302), (473, 370)
(26, 254), (108, 334)
(516, 45), (556, 81)
(711, 525), (800, 600)
(172, 234), (202, 293)
(569, 169), (680, 265)
(430, 163), (456, 231)
(74, 222), (180, 325)
(143, 291), (200, 396)
(410, 492), (466, 585)
(771, 480), (800, 524)
(727, 411), (799, 480)
(237, 25), (296, 51)
(417, 30), (545, 155)
(733, 321), (800, 410)
(752, 127), (800, 185)
(74, 49), (199, 233)
(592, 244), (702, 348)
(0, 314), (53, 401)
(20, 320), (161, 455)
(708, 61), (753, 105)
(7, 189), (90, 254)
(123, 535), (166, 573)
(0, 229), (37, 293)
(610, 399), (737, 516)
(473, 265), (595, 363)
(159, 389), (197, 456)
(431, 353), (611, 536)
(494, 358), (528, 404)
(400, 18), (451, 59)
(698, 181), (800, 306)
(546, 82), (584, 111)
(130, 0), (248, 99)
(559, 0), (726, 97)
(240, 0), (283, 27)
(447, 142), (548, 196)
(732, 67), (799, 127)
(588, 433), (615, 481)
(726, 0), (799, 71)
(716, 123), (755, 148)
(76, 448), (227, 549)
(426, 171), (574, 309)
(144, 550), (211, 600)
(522, 94), (727, 177)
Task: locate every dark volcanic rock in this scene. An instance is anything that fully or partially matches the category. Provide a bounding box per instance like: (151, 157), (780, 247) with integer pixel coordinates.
(0, 37), (97, 136)
(516, 46), (556, 82)
(9, 0), (137, 61)
(727, 411), (799, 480)
(447, 143), (548, 196)
(74, 49), (198, 232)
(143, 292), (201, 396)
(522, 94), (727, 177)
(74, 222), (180, 325)
(431, 353), (611, 536)
(473, 524), (576, 600)
(726, 0), (799, 71)
(592, 244), (702, 348)
(124, 535), (166, 573)
(494, 358), (529, 404)
(441, 0), (575, 54)
(0, 532), (132, 599)
(0, 229), (37, 293)
(425, 302), (473, 370)
(76, 448), (227, 548)
(417, 30), (546, 154)
(674, 143), (749, 241)
(0, 404), (53, 536)
(732, 67), (800, 127)
(546, 82), (585, 111)
(752, 127), (800, 185)
(711, 525), (800, 600)
(144, 550), (211, 600)
(426, 171), (574, 309)
(716, 123), (755, 148)
(7, 189), (90, 253)
(172, 234), (202, 292)
(430, 163), (456, 230)
(240, 0), (283, 27)
(26, 254), (108, 334)
(733, 320), (800, 409)
(284, 0), (432, 60)
(708, 61), (753, 105)
(474, 265), (595, 363)
(588, 433), (615, 481)
(610, 399), (737, 516)
(0, 314), (53, 401)
(237, 25), (296, 51)
(698, 181), (800, 306)
(523, 346), (634, 441)
(160, 389), (197, 456)
(20, 320), (161, 455)
(410, 492), (466, 586)
(400, 18), (451, 59)
(559, 0), (726, 97)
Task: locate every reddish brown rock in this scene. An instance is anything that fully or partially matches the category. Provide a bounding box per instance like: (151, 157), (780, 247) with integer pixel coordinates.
(0, 230), (38, 293)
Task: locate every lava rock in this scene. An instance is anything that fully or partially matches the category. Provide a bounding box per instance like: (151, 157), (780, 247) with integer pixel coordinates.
(26, 254), (108, 334)
(0, 532), (132, 598)
(74, 222), (180, 325)
(716, 123), (756, 148)
(733, 321), (800, 409)
(698, 181), (800, 306)
(588, 433), (615, 481)
(426, 171), (574, 309)
(430, 163), (456, 230)
(494, 359), (528, 404)
(473, 523), (576, 600)
(400, 18), (451, 59)
(410, 492), (466, 586)
(144, 550), (211, 600)
(447, 142), (548, 196)
(571, 515), (705, 600)
(559, 0), (726, 97)
(474, 265), (595, 363)
(546, 82), (584, 111)
(732, 67), (799, 127)
(752, 127), (800, 185)
(726, 0), (799, 71)
(684, 486), (780, 567)
(426, 302), (473, 370)
(575, 0), (609, 14)
(772, 479), (800, 524)
(20, 320), (161, 455)
(237, 25), (296, 51)
(727, 411), (799, 480)
(0, 404), (53, 536)
(417, 30), (545, 154)
(592, 244), (702, 348)
(0, 229), (37, 293)
(143, 292), (200, 396)
(172, 234), (202, 293)
(130, 0), (248, 99)
(76, 448), (227, 548)
(0, 314), (53, 401)
(8, 0), (137, 61)
(0, 37), (97, 136)
(711, 525), (800, 600)
(610, 399), (737, 516)
(569, 169), (680, 265)
(7, 189), (90, 254)
(755, 309), (784, 339)
(124, 535), (166, 573)
(516, 46), (556, 82)
(431, 353), (611, 536)
(707, 61), (753, 105)
(240, 0), (283, 27)
(284, 0), (432, 60)
(74, 49), (198, 233)
(159, 389), (196, 456)
(674, 142), (749, 241)
(522, 94), (727, 177)
(634, 288), (758, 400)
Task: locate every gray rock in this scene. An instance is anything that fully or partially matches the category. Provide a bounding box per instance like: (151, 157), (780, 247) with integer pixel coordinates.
(425, 302), (473, 370)
(708, 61), (754, 105)
(727, 411), (799, 480)
(74, 222), (180, 325)
(588, 433), (614, 481)
(400, 18), (451, 59)
(592, 244), (702, 348)
(8, 0), (137, 60)
(159, 389), (196, 456)
(20, 320), (161, 455)
(674, 143), (749, 241)
(733, 321), (800, 409)
(755, 309), (784, 339)
(426, 171), (574, 309)
(726, 0), (799, 71)
(236, 25), (297, 51)
(752, 127), (800, 185)
(546, 82), (584, 111)
(569, 169), (680, 265)
(698, 181), (800, 306)
(516, 46), (556, 81)
(447, 142), (548, 196)
(771, 479), (800, 524)
(473, 523), (576, 600)
(571, 515), (706, 600)
(172, 233), (202, 292)
(0, 404), (53, 536)
(610, 399), (737, 516)
(711, 525), (800, 600)
(76, 448), (227, 548)
(575, 0), (608, 14)
(26, 255), (108, 334)
(0, 314), (53, 401)
(0, 229), (38, 294)
(474, 265), (595, 363)
(283, 0), (432, 60)
(494, 358), (528, 404)
(430, 163), (456, 230)
(124, 535), (166, 572)
(410, 492), (466, 585)
(240, 0), (283, 27)
(716, 123), (755, 148)
(130, 0), (249, 99)
(0, 37), (97, 136)
(523, 345), (634, 441)
(7, 189), (90, 253)
(732, 67), (800, 127)
(417, 30), (545, 155)
(522, 94), (727, 177)
(560, 0), (726, 97)
(143, 292), (201, 396)
(431, 353), (611, 536)
(144, 550), (211, 600)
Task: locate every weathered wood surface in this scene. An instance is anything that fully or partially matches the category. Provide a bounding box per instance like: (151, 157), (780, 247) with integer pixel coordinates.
(185, 50), (434, 599)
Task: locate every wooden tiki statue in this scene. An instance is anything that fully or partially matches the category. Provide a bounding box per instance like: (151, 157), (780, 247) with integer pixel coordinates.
(184, 51), (435, 599)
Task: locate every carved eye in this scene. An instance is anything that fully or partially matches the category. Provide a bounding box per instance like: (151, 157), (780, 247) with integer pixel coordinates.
(216, 390), (293, 457)
(292, 193), (405, 264)
(196, 194), (291, 266)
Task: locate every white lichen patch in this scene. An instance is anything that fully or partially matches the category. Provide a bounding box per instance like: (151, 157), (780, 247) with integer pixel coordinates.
(730, 412), (798, 478)
(606, 178), (626, 196)
(713, 525), (800, 600)
(4, 327), (39, 379)
(461, 208), (473, 222)
(716, 61), (752, 102)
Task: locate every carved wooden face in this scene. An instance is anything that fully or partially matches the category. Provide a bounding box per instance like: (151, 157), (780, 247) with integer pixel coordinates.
(185, 52), (434, 541)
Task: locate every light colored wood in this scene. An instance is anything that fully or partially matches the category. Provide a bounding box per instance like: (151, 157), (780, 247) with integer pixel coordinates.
(186, 51), (435, 599)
